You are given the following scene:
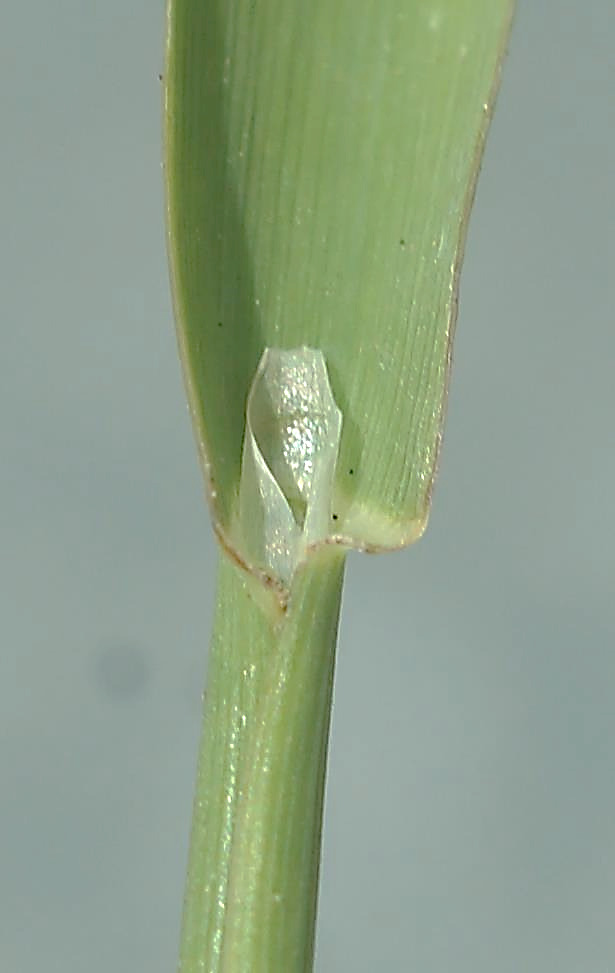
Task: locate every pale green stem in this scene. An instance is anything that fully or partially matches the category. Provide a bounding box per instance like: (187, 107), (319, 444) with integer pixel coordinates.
(179, 545), (346, 973)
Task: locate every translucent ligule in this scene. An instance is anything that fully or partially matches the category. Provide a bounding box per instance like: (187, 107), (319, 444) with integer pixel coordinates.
(238, 348), (342, 587)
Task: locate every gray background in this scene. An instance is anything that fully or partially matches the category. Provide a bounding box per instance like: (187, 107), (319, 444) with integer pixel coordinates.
(2, 1), (613, 970)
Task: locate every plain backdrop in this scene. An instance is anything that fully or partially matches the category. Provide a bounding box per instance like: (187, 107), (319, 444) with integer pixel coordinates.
(2, 1), (614, 970)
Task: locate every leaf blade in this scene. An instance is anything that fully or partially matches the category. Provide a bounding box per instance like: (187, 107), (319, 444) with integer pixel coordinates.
(165, 0), (514, 561)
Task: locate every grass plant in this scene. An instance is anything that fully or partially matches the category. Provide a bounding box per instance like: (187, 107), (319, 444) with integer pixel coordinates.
(163, 2), (514, 969)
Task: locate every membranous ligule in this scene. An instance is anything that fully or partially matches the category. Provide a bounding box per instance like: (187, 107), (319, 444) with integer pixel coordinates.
(238, 348), (342, 587)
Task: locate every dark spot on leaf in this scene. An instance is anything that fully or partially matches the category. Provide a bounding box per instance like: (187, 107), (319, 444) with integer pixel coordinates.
(349, 468), (354, 475)
(400, 239), (406, 247)
(217, 321), (223, 328)
(332, 513), (338, 521)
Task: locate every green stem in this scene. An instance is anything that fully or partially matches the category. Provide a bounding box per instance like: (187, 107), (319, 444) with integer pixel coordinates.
(179, 545), (346, 973)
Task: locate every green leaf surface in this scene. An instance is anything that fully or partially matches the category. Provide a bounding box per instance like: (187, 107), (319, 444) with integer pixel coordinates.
(164, 0), (513, 576)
